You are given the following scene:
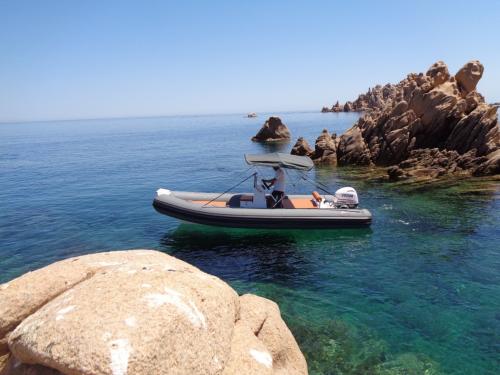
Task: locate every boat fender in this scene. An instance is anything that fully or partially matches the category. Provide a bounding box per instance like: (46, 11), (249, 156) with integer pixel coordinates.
(156, 188), (171, 197)
(312, 191), (322, 202)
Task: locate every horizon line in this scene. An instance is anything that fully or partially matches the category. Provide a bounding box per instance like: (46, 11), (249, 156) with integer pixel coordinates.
(0, 108), (330, 125)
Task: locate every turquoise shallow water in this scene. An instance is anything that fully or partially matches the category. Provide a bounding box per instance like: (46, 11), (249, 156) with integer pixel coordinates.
(0, 112), (499, 374)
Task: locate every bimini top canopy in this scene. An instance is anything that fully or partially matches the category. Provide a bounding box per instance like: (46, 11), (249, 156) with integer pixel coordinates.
(245, 153), (314, 171)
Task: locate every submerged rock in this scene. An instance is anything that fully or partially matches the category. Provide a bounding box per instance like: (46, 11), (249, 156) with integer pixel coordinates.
(251, 117), (291, 142)
(290, 317), (443, 375)
(0, 250), (307, 375)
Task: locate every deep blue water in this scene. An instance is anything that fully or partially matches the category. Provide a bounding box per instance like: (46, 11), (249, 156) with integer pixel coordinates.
(1, 112), (499, 374)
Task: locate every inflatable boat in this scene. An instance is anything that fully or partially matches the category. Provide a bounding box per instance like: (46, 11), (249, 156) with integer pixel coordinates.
(153, 153), (372, 229)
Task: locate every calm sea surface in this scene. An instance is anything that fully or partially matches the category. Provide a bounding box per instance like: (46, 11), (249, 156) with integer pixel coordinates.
(1, 112), (499, 374)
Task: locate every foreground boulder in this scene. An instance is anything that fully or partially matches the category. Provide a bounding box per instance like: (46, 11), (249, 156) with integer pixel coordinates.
(251, 117), (291, 142)
(0, 250), (307, 375)
(332, 60), (499, 179)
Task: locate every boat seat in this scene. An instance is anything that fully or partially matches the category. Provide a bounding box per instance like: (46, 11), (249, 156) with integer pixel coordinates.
(282, 197), (317, 209)
(193, 196), (317, 209)
(282, 198), (293, 209)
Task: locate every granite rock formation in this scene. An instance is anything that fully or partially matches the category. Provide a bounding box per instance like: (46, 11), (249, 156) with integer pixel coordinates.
(319, 60), (499, 179)
(291, 137), (313, 157)
(322, 83), (400, 113)
(322, 60), (491, 114)
(386, 148), (488, 180)
(251, 117), (291, 142)
(343, 101), (353, 112)
(291, 129), (338, 164)
(313, 129), (338, 164)
(455, 60), (484, 95)
(0, 250), (307, 375)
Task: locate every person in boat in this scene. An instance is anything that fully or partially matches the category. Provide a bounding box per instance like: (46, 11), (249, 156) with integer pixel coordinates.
(262, 166), (285, 208)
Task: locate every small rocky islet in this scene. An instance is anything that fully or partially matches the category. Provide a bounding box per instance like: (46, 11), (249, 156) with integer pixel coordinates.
(251, 116), (291, 143)
(0, 250), (307, 375)
(289, 60), (499, 181)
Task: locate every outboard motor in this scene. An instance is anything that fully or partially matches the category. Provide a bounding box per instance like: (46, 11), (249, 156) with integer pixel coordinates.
(334, 187), (359, 208)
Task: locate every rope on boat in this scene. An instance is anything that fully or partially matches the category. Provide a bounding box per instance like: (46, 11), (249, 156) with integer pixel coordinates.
(202, 172), (257, 207)
(306, 174), (336, 193)
(300, 173), (337, 196)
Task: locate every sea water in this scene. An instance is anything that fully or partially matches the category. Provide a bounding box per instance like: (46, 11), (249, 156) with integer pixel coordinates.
(0, 112), (498, 374)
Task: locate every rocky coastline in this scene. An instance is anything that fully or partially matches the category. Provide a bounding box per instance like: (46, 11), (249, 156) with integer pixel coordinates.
(0, 250), (307, 375)
(304, 60), (500, 180)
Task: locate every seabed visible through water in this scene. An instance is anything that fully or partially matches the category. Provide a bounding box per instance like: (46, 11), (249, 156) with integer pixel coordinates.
(1, 112), (499, 374)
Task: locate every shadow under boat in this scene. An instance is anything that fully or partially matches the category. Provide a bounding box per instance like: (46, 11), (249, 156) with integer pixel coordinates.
(168, 221), (373, 242)
(157, 223), (372, 286)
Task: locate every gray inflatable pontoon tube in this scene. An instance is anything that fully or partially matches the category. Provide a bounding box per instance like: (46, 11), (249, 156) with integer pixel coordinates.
(152, 189), (372, 229)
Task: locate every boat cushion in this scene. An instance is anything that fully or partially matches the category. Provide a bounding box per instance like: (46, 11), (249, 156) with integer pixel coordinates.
(282, 198), (317, 209)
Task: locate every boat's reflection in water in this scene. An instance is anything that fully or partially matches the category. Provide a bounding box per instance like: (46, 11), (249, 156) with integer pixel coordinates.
(159, 223), (372, 288)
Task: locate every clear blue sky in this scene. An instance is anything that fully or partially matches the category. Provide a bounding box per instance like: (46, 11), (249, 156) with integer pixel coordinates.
(1, 0), (499, 122)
